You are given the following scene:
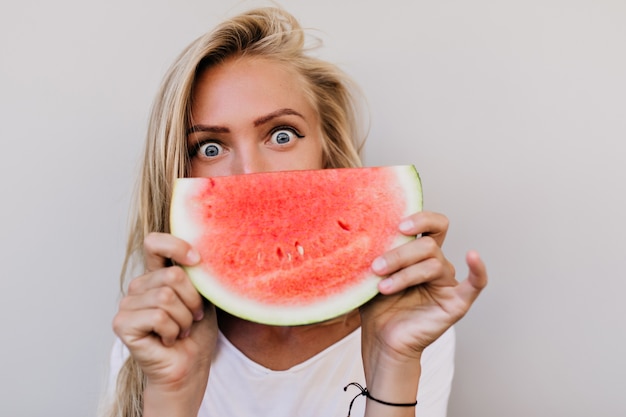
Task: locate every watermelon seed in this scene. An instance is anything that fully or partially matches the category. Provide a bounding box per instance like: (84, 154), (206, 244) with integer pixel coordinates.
(202, 204), (213, 219)
(337, 219), (351, 231)
(296, 243), (305, 256)
(276, 247), (284, 259)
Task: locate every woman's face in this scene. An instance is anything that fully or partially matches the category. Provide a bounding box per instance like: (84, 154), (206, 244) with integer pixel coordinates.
(187, 56), (324, 177)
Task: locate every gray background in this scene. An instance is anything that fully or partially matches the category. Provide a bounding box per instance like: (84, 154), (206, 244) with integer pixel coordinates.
(1, 0), (624, 416)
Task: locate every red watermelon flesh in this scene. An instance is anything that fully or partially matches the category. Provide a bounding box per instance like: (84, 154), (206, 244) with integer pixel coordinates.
(170, 165), (422, 326)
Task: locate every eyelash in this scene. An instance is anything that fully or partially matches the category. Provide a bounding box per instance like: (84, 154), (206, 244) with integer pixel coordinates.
(189, 140), (224, 160)
(270, 125), (305, 140)
(188, 125), (305, 159)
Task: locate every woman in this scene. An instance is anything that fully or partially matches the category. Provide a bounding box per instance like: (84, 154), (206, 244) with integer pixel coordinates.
(107, 7), (487, 417)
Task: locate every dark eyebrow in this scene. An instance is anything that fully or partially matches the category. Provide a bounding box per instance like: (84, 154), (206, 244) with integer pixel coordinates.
(253, 108), (305, 127)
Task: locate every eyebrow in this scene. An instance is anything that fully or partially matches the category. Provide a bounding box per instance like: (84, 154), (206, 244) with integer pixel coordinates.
(186, 108), (305, 135)
(186, 124), (229, 135)
(253, 108), (305, 127)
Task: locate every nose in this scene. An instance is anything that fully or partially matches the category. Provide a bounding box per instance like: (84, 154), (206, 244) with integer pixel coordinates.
(231, 144), (269, 175)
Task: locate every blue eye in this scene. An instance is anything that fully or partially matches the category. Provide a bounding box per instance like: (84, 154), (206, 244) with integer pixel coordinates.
(270, 129), (300, 145)
(198, 142), (223, 158)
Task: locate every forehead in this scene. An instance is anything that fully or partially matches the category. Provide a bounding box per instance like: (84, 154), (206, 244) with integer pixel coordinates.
(190, 56), (316, 122)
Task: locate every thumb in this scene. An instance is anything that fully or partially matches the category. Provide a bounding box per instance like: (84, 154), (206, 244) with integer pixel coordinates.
(457, 250), (488, 305)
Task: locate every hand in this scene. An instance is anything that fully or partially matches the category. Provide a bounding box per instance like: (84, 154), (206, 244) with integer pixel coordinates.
(112, 232), (218, 414)
(359, 212), (487, 405)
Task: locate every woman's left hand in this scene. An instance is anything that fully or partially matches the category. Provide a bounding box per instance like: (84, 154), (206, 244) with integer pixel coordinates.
(359, 211), (487, 406)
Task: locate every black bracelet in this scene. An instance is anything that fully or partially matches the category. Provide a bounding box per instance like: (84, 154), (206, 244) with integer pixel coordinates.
(344, 382), (417, 416)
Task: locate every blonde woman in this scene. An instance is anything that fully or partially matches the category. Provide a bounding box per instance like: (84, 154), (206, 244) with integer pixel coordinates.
(107, 7), (487, 417)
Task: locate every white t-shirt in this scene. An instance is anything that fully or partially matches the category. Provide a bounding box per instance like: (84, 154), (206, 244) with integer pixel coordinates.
(108, 326), (455, 417)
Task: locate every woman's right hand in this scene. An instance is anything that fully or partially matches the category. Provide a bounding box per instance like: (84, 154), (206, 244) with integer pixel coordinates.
(112, 232), (217, 415)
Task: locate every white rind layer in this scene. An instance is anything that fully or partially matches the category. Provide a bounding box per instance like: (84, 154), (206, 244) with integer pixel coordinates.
(170, 165), (423, 326)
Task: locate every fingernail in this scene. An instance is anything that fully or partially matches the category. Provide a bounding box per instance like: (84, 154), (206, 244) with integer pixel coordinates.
(399, 219), (414, 233)
(379, 277), (393, 292)
(187, 249), (201, 264)
(194, 310), (204, 321)
(372, 257), (387, 273)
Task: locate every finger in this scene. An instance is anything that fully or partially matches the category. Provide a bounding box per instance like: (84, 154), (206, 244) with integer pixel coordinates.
(371, 235), (440, 276)
(378, 257), (456, 294)
(144, 232), (201, 272)
(127, 266), (205, 321)
(119, 286), (197, 336)
(398, 211), (449, 247)
(113, 308), (183, 348)
(456, 250), (488, 305)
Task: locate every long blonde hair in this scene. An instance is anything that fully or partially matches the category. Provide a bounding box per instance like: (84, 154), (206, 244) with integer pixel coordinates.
(108, 7), (366, 417)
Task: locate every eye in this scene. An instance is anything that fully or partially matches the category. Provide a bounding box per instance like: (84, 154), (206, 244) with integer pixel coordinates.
(197, 141), (224, 158)
(269, 128), (303, 146)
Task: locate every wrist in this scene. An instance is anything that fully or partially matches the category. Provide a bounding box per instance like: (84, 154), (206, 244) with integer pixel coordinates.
(345, 383), (418, 417)
(363, 351), (422, 406)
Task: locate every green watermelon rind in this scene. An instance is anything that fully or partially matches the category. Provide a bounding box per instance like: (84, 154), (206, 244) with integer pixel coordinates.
(170, 165), (423, 326)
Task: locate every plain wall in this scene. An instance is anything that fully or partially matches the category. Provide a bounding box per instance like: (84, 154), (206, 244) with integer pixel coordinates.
(1, 0), (624, 416)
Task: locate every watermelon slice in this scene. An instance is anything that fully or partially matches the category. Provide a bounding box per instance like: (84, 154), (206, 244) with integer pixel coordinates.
(170, 165), (422, 326)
